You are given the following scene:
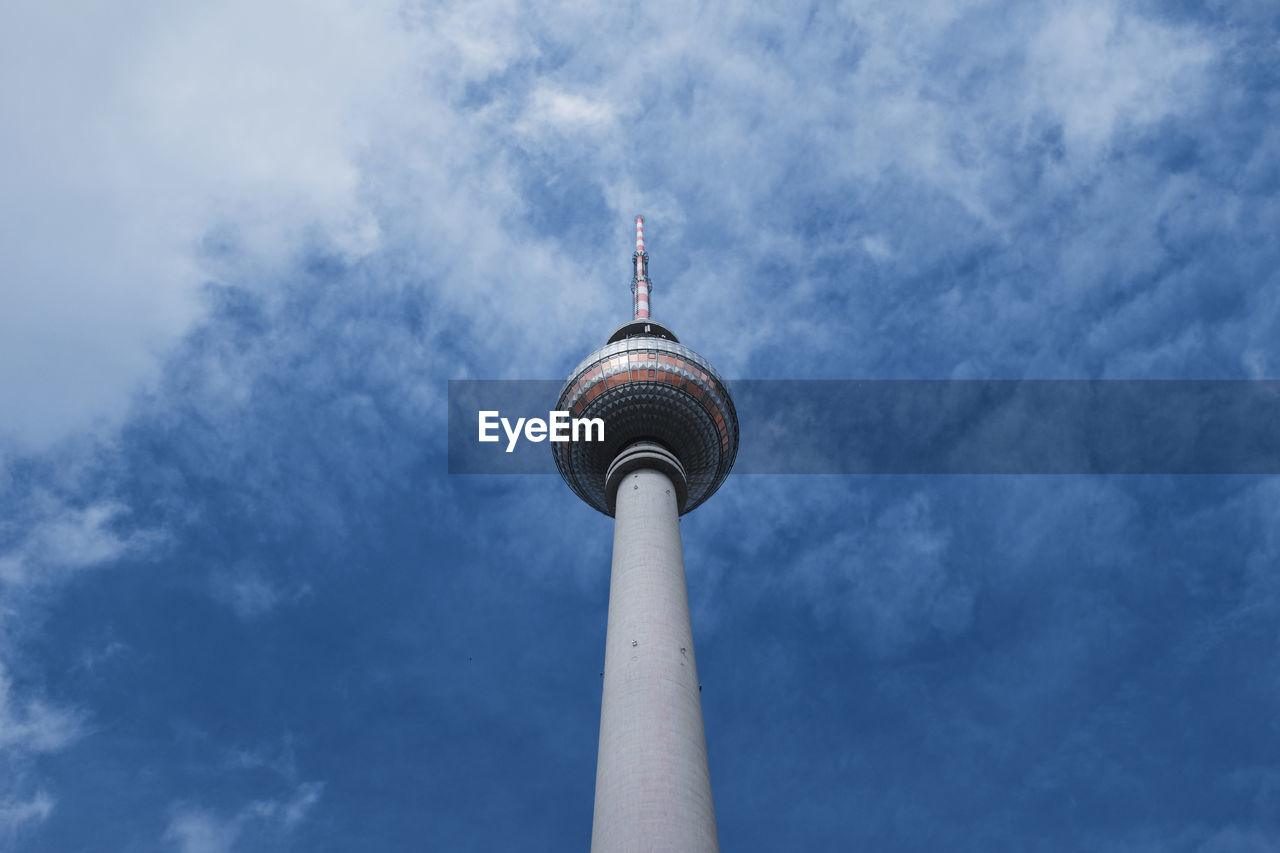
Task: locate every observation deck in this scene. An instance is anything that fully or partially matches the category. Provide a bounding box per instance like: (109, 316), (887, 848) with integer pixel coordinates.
(553, 285), (738, 516)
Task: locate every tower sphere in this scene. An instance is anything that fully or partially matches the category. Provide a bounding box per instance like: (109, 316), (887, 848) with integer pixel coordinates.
(553, 319), (739, 516)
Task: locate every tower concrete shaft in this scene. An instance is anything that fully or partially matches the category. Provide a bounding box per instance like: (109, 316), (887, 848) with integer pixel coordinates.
(592, 462), (718, 853)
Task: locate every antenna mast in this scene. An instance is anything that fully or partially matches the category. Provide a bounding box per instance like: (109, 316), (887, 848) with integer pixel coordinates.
(631, 216), (651, 320)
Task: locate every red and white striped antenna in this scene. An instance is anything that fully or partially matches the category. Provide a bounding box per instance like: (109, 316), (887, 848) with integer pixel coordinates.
(631, 215), (651, 320)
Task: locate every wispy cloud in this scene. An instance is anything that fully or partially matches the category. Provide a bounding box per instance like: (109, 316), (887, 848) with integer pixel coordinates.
(521, 87), (618, 134)
(211, 570), (311, 621)
(0, 791), (54, 839)
(1024, 2), (1213, 152)
(0, 666), (83, 754)
(0, 665), (82, 848)
(0, 497), (159, 588)
(164, 783), (323, 853)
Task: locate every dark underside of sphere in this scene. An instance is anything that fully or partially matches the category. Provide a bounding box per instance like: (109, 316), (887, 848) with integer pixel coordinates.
(554, 334), (738, 516)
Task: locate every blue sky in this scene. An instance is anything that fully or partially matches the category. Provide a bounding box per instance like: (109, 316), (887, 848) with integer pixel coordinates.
(2, 0), (1280, 850)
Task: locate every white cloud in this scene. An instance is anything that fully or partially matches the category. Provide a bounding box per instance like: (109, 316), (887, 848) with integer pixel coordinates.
(0, 497), (158, 588)
(0, 492), (141, 830)
(211, 570), (311, 621)
(0, 791), (54, 837)
(412, 0), (539, 83)
(222, 738), (299, 781)
(1025, 2), (1214, 152)
(165, 783), (323, 853)
(862, 234), (893, 261)
(164, 810), (238, 853)
(0, 0), (1227, 459)
(247, 783), (323, 831)
(0, 0), (415, 450)
(521, 87), (618, 134)
(0, 665), (83, 754)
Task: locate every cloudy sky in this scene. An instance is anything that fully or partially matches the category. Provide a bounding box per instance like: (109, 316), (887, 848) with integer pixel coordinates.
(3, 0), (1280, 850)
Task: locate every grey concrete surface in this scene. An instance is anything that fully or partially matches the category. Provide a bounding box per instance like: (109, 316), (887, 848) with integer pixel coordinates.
(591, 465), (719, 853)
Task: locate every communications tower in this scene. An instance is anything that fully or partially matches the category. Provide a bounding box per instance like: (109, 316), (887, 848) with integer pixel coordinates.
(554, 217), (739, 852)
